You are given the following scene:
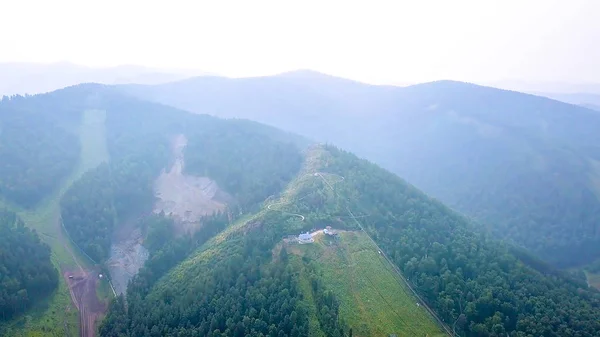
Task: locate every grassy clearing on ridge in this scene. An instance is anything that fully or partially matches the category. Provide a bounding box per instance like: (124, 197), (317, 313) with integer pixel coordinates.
(292, 231), (445, 337)
(1, 110), (109, 336)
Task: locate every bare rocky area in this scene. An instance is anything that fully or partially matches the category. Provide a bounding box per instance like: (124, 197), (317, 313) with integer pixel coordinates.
(154, 134), (227, 234)
(107, 134), (228, 295)
(107, 227), (148, 295)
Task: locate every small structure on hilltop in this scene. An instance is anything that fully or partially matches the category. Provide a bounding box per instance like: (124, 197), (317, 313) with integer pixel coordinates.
(298, 232), (314, 244)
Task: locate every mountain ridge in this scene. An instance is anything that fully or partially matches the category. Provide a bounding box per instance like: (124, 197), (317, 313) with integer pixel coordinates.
(119, 73), (600, 267)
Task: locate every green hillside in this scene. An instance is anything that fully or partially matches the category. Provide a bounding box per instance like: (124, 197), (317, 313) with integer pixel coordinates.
(1, 86), (308, 335)
(100, 145), (446, 337)
(122, 74), (600, 267)
(0, 107), (111, 336)
(3, 84), (600, 337)
(0, 95), (80, 207)
(100, 144), (600, 337)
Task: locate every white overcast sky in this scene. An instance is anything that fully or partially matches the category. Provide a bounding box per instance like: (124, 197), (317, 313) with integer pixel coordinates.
(1, 0), (599, 84)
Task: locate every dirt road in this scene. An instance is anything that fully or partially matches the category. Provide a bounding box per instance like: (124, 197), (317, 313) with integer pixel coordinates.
(59, 213), (106, 337)
(64, 269), (106, 337)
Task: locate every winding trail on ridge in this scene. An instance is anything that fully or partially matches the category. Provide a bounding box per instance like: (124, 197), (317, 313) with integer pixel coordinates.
(266, 201), (305, 221)
(264, 172), (345, 222)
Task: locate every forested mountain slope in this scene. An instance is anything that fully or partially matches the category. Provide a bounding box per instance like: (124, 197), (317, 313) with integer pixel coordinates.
(100, 145), (600, 337)
(58, 87), (306, 263)
(0, 95), (81, 207)
(121, 73), (600, 267)
(1, 84), (308, 334)
(3, 83), (600, 336)
(0, 210), (58, 321)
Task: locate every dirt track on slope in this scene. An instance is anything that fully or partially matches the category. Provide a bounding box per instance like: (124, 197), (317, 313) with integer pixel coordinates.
(64, 270), (106, 337)
(59, 214), (106, 337)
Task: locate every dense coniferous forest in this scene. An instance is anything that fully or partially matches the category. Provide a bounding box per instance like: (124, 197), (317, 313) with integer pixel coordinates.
(0, 96), (80, 207)
(184, 120), (304, 210)
(61, 164), (115, 262)
(0, 211), (58, 321)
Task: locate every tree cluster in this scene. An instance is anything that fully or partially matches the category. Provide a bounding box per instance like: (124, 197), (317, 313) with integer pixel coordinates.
(0, 96), (80, 207)
(0, 211), (58, 321)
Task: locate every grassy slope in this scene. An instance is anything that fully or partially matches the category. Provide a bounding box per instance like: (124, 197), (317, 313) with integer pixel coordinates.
(291, 232), (445, 337)
(1, 110), (110, 336)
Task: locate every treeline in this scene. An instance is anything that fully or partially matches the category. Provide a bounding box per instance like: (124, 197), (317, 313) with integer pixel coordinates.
(0, 211), (58, 321)
(317, 145), (600, 336)
(0, 95), (80, 207)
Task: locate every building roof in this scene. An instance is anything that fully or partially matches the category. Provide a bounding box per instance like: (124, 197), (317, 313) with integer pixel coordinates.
(299, 233), (312, 240)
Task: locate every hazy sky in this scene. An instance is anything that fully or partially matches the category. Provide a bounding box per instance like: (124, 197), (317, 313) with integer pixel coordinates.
(1, 0), (599, 84)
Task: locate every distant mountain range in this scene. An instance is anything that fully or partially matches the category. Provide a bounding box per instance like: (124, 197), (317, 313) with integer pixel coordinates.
(121, 70), (600, 267)
(0, 62), (212, 96)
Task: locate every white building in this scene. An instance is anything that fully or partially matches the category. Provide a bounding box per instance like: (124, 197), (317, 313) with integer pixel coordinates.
(298, 232), (314, 244)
